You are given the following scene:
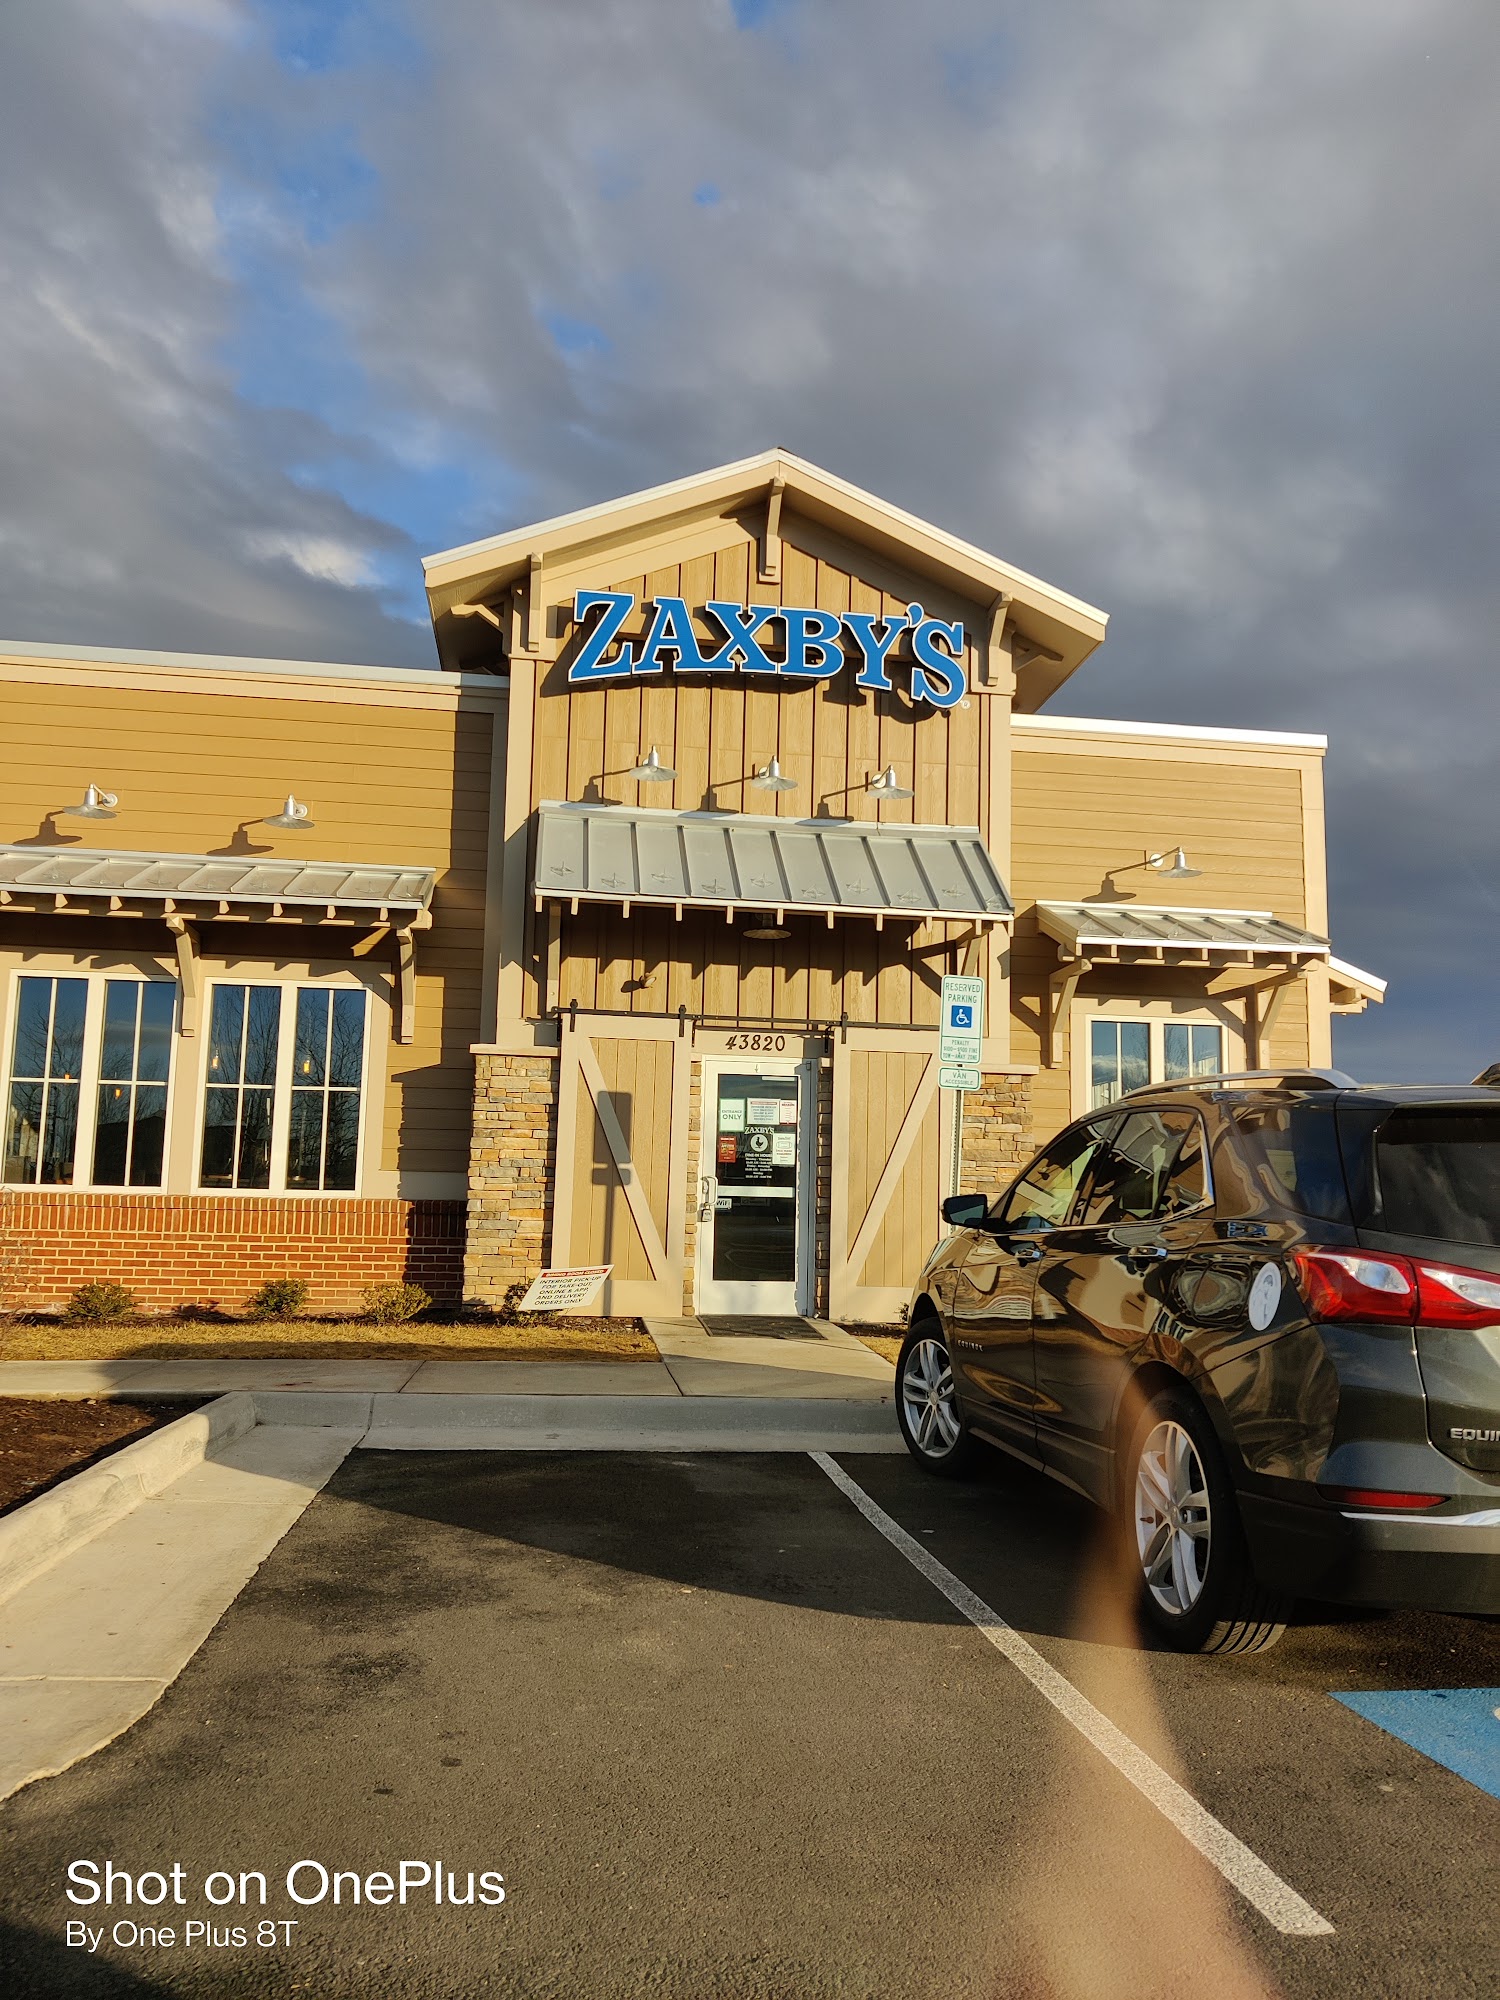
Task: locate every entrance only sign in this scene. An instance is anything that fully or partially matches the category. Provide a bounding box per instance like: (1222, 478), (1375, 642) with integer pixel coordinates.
(568, 588), (968, 708)
(939, 975), (985, 1070)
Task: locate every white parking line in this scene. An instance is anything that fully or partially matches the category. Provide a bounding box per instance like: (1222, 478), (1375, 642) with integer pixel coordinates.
(811, 1451), (1335, 1939)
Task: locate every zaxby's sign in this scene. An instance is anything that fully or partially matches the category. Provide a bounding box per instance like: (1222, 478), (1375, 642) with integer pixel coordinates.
(567, 589), (968, 708)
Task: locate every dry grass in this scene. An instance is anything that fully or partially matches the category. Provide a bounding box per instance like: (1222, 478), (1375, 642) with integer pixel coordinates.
(0, 1317), (657, 1364)
(850, 1331), (904, 1363)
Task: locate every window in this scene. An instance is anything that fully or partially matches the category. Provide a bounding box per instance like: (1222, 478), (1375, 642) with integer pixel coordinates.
(201, 986), (282, 1189)
(1164, 1023), (1223, 1082)
(998, 1122), (1109, 1232)
(1077, 1110), (1206, 1225)
(1369, 1108), (1500, 1247)
(1225, 1099), (1351, 1223)
(1089, 1017), (1225, 1109)
(93, 981), (175, 1186)
(288, 989), (367, 1192)
(4, 976), (87, 1184)
(199, 981), (369, 1193)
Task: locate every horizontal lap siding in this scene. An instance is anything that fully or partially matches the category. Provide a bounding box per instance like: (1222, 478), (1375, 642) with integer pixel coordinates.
(1012, 741), (1312, 1143)
(0, 674), (497, 1184)
(530, 517), (987, 1029)
(0, 1192), (465, 1310)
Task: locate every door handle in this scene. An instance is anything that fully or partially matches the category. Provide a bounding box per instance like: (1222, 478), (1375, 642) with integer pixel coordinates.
(1123, 1245), (1169, 1272)
(1013, 1242), (1044, 1264)
(698, 1176), (714, 1222)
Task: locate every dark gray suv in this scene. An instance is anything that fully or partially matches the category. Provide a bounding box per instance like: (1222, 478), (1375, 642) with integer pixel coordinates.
(896, 1071), (1500, 1653)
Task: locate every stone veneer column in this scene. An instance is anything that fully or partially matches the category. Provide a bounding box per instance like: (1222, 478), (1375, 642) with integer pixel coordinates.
(464, 1053), (559, 1307)
(958, 1073), (1034, 1196)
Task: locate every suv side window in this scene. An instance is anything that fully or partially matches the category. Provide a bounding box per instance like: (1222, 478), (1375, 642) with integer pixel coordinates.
(996, 1121), (1110, 1232)
(1075, 1110), (1204, 1225)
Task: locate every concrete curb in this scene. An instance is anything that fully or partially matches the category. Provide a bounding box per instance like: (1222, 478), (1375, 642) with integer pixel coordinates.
(0, 1392), (257, 1607)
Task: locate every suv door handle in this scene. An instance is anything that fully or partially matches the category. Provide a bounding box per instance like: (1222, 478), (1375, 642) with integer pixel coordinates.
(1123, 1245), (1169, 1272)
(1013, 1242), (1044, 1263)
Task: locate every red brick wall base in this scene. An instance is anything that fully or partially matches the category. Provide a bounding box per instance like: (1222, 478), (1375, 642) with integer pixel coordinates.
(0, 1192), (466, 1314)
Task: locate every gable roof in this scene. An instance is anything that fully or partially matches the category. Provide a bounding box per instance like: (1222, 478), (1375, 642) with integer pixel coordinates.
(421, 447), (1108, 705)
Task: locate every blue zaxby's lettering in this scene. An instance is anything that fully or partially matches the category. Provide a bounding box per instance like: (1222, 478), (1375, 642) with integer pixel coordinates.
(568, 590), (967, 707)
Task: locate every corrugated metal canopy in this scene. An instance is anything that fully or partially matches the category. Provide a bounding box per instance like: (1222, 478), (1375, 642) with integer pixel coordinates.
(534, 803), (1012, 924)
(0, 845), (435, 921)
(1037, 901), (1329, 958)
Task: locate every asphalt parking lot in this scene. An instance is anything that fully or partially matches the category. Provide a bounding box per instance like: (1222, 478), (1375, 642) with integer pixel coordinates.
(2, 1447), (1496, 1999)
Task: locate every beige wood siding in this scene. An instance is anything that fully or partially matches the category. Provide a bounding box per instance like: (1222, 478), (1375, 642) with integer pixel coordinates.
(1010, 733), (1321, 1143)
(0, 667), (499, 1190)
(527, 517), (990, 1029)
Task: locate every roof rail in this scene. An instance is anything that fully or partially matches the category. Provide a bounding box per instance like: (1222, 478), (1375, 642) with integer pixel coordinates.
(1118, 1068), (1357, 1101)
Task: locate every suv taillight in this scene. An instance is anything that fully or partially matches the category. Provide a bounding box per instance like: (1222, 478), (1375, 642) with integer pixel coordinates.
(1291, 1248), (1417, 1323)
(1414, 1260), (1500, 1328)
(1291, 1247), (1500, 1328)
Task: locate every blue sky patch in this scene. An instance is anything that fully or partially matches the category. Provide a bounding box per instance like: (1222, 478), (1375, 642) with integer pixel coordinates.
(694, 181), (722, 208)
(731, 0), (791, 30)
(1334, 1688), (1500, 1800)
(540, 309), (613, 360)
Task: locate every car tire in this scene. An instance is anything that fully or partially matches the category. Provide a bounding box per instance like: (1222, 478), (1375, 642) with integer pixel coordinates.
(1122, 1386), (1290, 1654)
(896, 1320), (982, 1477)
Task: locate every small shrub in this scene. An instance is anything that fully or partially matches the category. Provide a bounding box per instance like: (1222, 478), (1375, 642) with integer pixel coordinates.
(65, 1280), (138, 1324)
(246, 1277), (309, 1321)
(362, 1282), (431, 1325)
(494, 1280), (538, 1326)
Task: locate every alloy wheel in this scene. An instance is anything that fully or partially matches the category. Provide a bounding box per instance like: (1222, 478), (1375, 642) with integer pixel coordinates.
(1134, 1419), (1213, 1614)
(901, 1335), (961, 1457)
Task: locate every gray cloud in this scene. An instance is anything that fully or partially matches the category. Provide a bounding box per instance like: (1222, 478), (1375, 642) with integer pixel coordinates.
(2, 0), (1497, 1075)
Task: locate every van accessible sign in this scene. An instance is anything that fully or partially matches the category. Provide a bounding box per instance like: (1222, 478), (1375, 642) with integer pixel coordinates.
(568, 589), (968, 709)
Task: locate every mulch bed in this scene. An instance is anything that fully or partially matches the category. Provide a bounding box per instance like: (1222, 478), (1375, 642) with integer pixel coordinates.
(0, 1398), (206, 1517)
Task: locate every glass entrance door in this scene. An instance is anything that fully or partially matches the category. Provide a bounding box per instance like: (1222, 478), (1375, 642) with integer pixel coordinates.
(696, 1062), (809, 1315)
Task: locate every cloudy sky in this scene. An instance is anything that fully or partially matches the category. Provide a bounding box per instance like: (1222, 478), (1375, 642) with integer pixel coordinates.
(2, 0), (1496, 1077)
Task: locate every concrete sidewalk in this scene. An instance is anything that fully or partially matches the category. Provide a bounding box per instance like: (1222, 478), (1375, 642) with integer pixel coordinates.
(0, 1316), (896, 1403)
(0, 1418), (356, 1800)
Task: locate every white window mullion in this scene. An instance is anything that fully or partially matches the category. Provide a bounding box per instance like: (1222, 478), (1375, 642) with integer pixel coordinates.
(74, 975), (108, 1187)
(268, 986), (295, 1194)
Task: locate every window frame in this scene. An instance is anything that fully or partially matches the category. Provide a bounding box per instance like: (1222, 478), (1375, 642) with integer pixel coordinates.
(1, 966), (181, 1191)
(1068, 1108), (1217, 1228)
(1071, 998), (1243, 1116)
(191, 974), (377, 1198)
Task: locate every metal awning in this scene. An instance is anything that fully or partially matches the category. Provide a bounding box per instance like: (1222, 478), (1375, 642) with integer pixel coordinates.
(1036, 901), (1329, 962)
(0, 845), (436, 925)
(533, 803), (1012, 925)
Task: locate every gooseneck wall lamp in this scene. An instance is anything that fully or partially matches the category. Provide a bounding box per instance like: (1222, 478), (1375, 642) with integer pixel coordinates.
(751, 757), (797, 793)
(866, 765), (913, 802)
(62, 784), (118, 820)
(264, 795), (314, 830)
(628, 746), (676, 783)
(1146, 846), (1203, 880)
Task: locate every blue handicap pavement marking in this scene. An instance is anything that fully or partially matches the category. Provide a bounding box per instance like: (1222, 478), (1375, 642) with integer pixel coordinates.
(1333, 1688), (1500, 1799)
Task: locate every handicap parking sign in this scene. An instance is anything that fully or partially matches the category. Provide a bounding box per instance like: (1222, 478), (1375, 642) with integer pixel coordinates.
(939, 975), (984, 1068)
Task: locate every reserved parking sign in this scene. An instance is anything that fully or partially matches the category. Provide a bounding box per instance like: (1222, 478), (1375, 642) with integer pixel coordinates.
(939, 975), (984, 1068)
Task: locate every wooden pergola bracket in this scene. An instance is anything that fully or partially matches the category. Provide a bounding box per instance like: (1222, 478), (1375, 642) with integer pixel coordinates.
(164, 916), (200, 1038)
(1047, 958), (1091, 1067)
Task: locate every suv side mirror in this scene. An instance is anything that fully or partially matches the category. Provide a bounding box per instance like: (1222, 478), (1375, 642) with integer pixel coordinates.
(942, 1193), (991, 1229)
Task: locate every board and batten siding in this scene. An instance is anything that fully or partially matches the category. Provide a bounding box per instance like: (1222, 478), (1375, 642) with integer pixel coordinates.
(0, 659), (502, 1192)
(527, 519), (994, 1029)
(1010, 724), (1328, 1141)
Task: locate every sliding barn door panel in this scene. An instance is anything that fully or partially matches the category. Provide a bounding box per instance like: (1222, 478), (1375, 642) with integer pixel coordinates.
(829, 1030), (948, 1324)
(551, 1015), (691, 1315)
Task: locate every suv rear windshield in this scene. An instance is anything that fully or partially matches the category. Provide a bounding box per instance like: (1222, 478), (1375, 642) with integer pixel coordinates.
(1369, 1107), (1500, 1246)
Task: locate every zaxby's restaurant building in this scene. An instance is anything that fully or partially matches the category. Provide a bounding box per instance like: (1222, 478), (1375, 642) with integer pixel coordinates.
(0, 452), (1385, 1321)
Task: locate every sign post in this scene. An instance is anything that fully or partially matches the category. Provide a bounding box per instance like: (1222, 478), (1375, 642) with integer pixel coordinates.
(939, 973), (984, 1198)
